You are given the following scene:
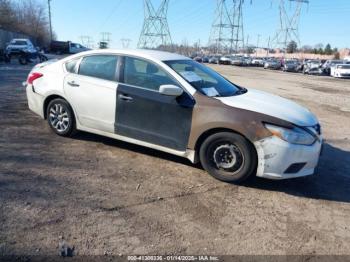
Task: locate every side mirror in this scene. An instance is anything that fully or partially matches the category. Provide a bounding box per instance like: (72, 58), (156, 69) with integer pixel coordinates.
(159, 85), (183, 97)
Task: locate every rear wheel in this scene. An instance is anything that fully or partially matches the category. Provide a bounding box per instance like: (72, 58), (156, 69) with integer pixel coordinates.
(19, 55), (27, 65)
(47, 98), (76, 137)
(199, 132), (257, 183)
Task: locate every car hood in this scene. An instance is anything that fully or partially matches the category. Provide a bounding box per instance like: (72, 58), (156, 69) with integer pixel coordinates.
(337, 68), (350, 72)
(216, 88), (318, 127)
(8, 44), (28, 48)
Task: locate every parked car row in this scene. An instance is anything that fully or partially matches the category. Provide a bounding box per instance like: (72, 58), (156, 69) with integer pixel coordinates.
(190, 54), (350, 79)
(1, 38), (91, 65)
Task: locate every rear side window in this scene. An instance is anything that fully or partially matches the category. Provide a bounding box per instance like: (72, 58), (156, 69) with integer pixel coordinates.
(79, 55), (118, 81)
(65, 59), (79, 73)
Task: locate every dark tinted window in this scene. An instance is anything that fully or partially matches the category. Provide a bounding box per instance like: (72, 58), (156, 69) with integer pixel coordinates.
(123, 57), (177, 91)
(79, 55), (117, 81)
(65, 59), (79, 73)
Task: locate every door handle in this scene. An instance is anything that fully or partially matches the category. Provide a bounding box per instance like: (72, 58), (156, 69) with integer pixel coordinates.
(118, 94), (133, 102)
(67, 81), (80, 87)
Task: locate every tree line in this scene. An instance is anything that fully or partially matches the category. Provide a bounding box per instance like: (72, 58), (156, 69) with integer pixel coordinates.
(0, 0), (53, 46)
(287, 41), (339, 57)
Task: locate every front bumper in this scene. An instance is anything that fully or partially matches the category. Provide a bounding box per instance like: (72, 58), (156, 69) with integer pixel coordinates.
(254, 136), (322, 180)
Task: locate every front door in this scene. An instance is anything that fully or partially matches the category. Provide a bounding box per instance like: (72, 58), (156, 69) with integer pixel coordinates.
(115, 56), (195, 151)
(64, 55), (119, 133)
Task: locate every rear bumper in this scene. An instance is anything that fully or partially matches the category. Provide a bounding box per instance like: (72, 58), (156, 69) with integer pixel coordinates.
(254, 136), (322, 180)
(26, 84), (45, 118)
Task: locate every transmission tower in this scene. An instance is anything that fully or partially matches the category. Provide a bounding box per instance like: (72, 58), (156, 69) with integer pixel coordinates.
(138, 0), (172, 49)
(101, 32), (111, 44)
(272, 0), (309, 50)
(209, 0), (245, 54)
(121, 38), (132, 49)
(80, 36), (94, 49)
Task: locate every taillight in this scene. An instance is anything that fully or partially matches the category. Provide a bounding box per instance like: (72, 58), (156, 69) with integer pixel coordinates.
(27, 72), (43, 85)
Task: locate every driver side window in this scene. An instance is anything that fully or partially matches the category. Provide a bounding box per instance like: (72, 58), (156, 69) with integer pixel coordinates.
(123, 56), (177, 91)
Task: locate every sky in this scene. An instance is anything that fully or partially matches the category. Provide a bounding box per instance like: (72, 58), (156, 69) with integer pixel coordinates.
(48, 0), (350, 49)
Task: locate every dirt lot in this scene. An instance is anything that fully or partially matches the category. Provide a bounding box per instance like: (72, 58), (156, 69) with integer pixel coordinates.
(0, 62), (350, 257)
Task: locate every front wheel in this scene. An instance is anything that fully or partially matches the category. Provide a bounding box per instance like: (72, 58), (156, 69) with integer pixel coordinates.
(199, 132), (257, 183)
(47, 98), (76, 137)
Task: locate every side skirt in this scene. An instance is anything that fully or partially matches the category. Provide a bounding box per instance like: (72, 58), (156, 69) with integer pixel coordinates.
(77, 125), (197, 163)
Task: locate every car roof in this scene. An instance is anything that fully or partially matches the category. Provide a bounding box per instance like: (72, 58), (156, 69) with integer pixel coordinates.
(12, 38), (29, 41)
(69, 49), (190, 62)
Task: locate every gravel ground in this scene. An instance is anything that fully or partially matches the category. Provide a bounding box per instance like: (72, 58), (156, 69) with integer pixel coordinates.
(0, 61), (350, 257)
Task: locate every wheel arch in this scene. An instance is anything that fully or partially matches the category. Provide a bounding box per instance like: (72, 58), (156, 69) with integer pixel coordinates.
(43, 94), (75, 120)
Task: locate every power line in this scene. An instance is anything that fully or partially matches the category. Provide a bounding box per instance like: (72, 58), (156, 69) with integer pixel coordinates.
(138, 0), (172, 49)
(96, 0), (123, 33)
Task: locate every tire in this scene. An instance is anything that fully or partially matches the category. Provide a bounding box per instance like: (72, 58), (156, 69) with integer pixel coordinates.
(39, 54), (48, 62)
(4, 54), (11, 63)
(199, 132), (257, 183)
(19, 56), (27, 65)
(46, 98), (76, 137)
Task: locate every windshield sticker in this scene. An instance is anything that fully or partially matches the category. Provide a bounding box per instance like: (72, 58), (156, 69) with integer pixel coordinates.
(202, 87), (219, 97)
(180, 71), (202, 82)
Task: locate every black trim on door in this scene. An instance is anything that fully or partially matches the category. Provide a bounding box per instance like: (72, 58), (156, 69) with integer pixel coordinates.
(115, 56), (195, 151)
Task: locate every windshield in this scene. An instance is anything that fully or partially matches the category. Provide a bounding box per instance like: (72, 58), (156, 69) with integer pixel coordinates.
(12, 40), (27, 45)
(164, 60), (242, 97)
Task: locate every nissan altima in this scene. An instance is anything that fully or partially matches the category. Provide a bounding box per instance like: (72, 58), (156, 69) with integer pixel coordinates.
(25, 49), (322, 183)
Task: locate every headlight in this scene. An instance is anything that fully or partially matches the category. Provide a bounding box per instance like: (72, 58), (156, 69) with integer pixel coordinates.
(264, 124), (316, 145)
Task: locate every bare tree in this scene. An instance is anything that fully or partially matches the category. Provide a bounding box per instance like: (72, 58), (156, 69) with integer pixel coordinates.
(0, 0), (52, 46)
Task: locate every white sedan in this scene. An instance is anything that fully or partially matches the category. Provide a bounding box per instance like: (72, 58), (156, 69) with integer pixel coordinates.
(330, 64), (350, 78)
(25, 49), (322, 182)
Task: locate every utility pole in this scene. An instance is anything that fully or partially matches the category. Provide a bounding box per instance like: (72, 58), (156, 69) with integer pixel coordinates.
(48, 0), (53, 42)
(272, 0), (309, 51)
(138, 0), (172, 50)
(209, 0), (245, 54)
(267, 36), (271, 57)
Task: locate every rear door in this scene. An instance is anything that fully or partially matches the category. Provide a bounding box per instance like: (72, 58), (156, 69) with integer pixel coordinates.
(115, 56), (195, 151)
(64, 55), (119, 133)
